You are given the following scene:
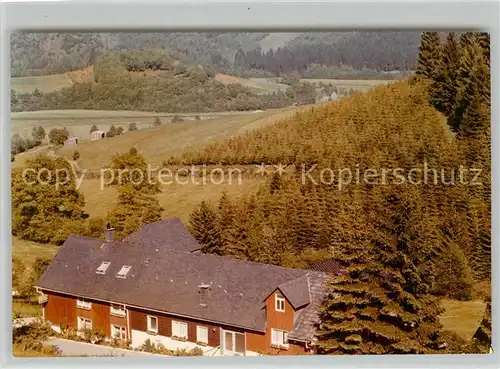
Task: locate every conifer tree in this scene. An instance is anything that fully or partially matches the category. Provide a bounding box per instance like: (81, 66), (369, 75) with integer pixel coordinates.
(452, 39), (490, 132)
(107, 148), (163, 238)
(317, 185), (444, 354)
(429, 33), (460, 118)
(416, 32), (442, 80)
(189, 200), (223, 255)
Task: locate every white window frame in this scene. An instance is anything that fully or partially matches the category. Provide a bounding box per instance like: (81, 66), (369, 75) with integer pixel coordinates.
(77, 316), (92, 331)
(96, 261), (111, 274)
(116, 265), (131, 279)
(110, 305), (126, 317)
(172, 320), (188, 340)
(275, 293), (285, 312)
(196, 325), (208, 345)
(111, 324), (127, 339)
(271, 328), (289, 348)
(76, 298), (92, 310)
(147, 315), (158, 334)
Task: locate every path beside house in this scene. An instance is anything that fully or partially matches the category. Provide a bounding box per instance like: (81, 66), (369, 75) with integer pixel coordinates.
(43, 338), (169, 357)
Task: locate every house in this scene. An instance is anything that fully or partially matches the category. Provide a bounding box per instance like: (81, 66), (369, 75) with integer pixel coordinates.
(64, 137), (78, 146)
(36, 218), (335, 356)
(90, 130), (106, 141)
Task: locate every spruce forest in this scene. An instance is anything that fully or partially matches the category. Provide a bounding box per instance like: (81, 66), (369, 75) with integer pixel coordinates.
(187, 32), (491, 354)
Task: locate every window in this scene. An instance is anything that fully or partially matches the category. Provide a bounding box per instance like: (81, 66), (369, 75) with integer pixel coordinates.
(147, 315), (158, 334)
(110, 305), (126, 317)
(96, 261), (111, 274)
(275, 293), (285, 312)
(271, 329), (289, 348)
(116, 265), (131, 278)
(196, 325), (208, 345)
(76, 298), (92, 310)
(77, 317), (92, 331)
(223, 330), (246, 354)
(111, 325), (127, 339)
(172, 320), (188, 340)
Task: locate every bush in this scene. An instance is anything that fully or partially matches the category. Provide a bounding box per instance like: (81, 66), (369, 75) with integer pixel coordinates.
(72, 150), (80, 161)
(48, 128), (69, 146)
(172, 115), (184, 123)
(172, 347), (204, 356)
(59, 327), (79, 341)
(153, 117), (162, 126)
(128, 122), (138, 131)
(82, 328), (105, 344)
(13, 319), (53, 345)
(137, 338), (169, 354)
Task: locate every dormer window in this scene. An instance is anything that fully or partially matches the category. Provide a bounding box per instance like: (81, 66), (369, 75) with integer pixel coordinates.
(275, 293), (285, 312)
(116, 265), (131, 279)
(96, 261), (111, 274)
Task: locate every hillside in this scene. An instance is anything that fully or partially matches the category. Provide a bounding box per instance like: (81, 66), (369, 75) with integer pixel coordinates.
(51, 107), (305, 170)
(11, 49), (325, 113)
(170, 81), (452, 166)
(11, 32), (420, 78)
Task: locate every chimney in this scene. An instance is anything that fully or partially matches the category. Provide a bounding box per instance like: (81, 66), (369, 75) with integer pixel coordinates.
(105, 222), (115, 242)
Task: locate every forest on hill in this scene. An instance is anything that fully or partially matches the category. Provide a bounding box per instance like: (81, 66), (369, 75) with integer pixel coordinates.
(11, 32), (419, 78)
(186, 31), (491, 354)
(11, 50), (317, 113)
(10, 31), (491, 355)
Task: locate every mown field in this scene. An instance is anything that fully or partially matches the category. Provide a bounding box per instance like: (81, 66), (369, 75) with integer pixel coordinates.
(79, 177), (265, 222)
(11, 109), (239, 138)
(11, 74), (73, 94)
(16, 107), (302, 170)
(12, 237), (59, 266)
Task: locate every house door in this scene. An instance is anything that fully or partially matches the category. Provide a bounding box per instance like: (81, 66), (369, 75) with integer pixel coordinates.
(221, 329), (246, 356)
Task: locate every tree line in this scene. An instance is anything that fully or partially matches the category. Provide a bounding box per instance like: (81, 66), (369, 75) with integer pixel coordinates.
(11, 32), (420, 78)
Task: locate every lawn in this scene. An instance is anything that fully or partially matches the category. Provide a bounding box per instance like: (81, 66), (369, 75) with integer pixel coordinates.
(13, 300), (42, 318)
(11, 74), (73, 94)
(12, 237), (59, 266)
(439, 298), (486, 341)
(79, 176), (265, 222)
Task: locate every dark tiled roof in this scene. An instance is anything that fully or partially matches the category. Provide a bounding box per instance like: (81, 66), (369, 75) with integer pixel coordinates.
(122, 218), (201, 252)
(37, 234), (320, 333)
(277, 275), (311, 309)
(309, 258), (345, 275)
(288, 271), (331, 342)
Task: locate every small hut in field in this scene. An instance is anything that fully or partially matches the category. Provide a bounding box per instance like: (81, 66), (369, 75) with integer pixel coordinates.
(90, 130), (105, 141)
(64, 137), (79, 146)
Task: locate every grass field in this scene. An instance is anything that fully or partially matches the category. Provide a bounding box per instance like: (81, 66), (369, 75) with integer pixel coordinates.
(300, 78), (394, 89)
(11, 109), (230, 138)
(12, 237), (59, 265)
(11, 74), (74, 94)
(11, 107), (302, 141)
(34, 107), (303, 170)
(439, 299), (486, 341)
(79, 176), (265, 222)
